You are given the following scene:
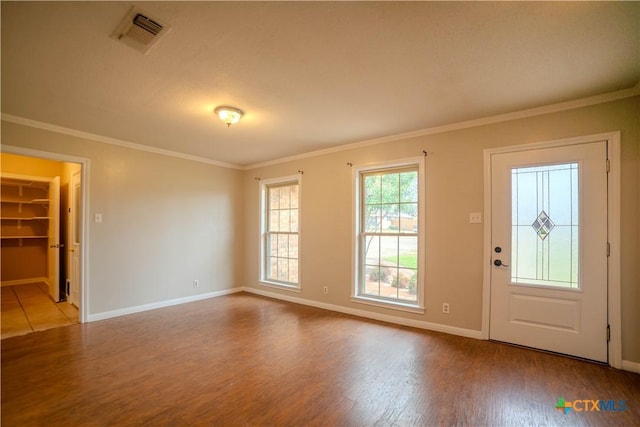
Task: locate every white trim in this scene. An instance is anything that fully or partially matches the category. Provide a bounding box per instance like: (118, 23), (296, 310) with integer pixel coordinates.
(1, 144), (91, 324)
(350, 296), (425, 314)
(87, 288), (242, 322)
(243, 286), (482, 339)
(1, 277), (48, 287)
(244, 87), (639, 170)
(1, 114), (241, 170)
(482, 131), (622, 368)
(621, 360), (640, 374)
(259, 281), (302, 293)
(606, 132), (622, 369)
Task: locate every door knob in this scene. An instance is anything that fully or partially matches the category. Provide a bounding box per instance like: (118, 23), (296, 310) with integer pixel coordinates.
(494, 259), (509, 267)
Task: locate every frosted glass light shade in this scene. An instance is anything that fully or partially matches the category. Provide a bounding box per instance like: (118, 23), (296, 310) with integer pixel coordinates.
(214, 106), (244, 127)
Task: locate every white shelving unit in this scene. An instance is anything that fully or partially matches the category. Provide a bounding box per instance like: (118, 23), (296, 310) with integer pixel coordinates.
(1, 174), (60, 300)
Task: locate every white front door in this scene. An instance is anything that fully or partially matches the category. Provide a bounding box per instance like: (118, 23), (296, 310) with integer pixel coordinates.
(489, 140), (608, 362)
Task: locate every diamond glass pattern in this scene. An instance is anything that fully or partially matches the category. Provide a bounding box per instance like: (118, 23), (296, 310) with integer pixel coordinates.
(531, 210), (555, 240)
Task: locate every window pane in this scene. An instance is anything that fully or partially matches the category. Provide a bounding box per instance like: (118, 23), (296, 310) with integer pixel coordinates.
(399, 203), (418, 233)
(290, 185), (299, 209)
(280, 186), (291, 209)
(269, 234), (278, 257)
(381, 173), (399, 203)
(270, 210), (279, 232)
(364, 175), (381, 205)
(511, 163), (579, 288)
(269, 187), (280, 210)
(380, 236), (398, 267)
(288, 234), (298, 258)
(400, 171), (418, 202)
(279, 209), (290, 232)
(277, 234), (288, 257)
(268, 258), (278, 281)
(365, 265), (381, 296)
(364, 206), (381, 233)
(277, 258), (288, 281)
(364, 236), (380, 265)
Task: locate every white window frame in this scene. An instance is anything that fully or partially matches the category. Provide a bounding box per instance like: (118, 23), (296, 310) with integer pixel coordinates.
(352, 157), (426, 313)
(260, 175), (302, 291)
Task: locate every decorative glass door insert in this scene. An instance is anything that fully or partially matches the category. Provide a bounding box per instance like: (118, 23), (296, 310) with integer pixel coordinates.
(511, 162), (579, 289)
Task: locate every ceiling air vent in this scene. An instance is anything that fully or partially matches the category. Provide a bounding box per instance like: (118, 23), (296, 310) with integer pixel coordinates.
(112, 8), (170, 54)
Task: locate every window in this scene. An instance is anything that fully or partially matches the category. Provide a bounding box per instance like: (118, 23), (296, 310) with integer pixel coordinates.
(511, 163), (579, 288)
(353, 159), (424, 311)
(260, 176), (300, 289)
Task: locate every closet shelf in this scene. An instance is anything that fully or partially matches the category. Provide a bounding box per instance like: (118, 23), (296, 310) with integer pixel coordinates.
(1, 235), (48, 240)
(0, 179), (49, 189)
(1, 217), (50, 221)
(1, 198), (49, 205)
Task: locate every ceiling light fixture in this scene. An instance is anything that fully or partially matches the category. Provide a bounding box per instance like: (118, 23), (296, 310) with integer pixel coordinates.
(214, 106), (244, 127)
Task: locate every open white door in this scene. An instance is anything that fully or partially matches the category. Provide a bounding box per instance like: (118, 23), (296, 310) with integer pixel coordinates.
(47, 176), (60, 302)
(489, 141), (608, 362)
(70, 171), (81, 306)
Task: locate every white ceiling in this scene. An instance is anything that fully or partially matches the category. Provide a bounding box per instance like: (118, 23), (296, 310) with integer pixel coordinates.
(2, 2), (639, 167)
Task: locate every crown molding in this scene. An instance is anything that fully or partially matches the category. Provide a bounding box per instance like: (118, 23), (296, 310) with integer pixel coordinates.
(243, 86), (640, 170)
(0, 114), (242, 170)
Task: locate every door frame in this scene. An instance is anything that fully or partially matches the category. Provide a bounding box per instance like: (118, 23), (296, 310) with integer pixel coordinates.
(1, 144), (90, 324)
(481, 131), (621, 368)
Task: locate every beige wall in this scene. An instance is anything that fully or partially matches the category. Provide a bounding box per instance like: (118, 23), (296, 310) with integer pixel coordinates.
(243, 96), (640, 363)
(1, 121), (245, 315)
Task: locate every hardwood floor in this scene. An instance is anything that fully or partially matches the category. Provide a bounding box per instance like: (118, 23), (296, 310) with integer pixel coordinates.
(1, 283), (79, 339)
(2, 292), (639, 426)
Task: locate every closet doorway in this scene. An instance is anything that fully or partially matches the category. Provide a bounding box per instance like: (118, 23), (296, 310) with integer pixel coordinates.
(1, 152), (85, 339)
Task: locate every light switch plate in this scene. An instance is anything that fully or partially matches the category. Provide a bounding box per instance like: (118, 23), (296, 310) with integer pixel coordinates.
(95, 213), (102, 223)
(469, 212), (482, 224)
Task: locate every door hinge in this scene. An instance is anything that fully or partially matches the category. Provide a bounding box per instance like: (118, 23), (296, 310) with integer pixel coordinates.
(607, 325), (611, 343)
(606, 159), (610, 173)
(607, 242), (611, 257)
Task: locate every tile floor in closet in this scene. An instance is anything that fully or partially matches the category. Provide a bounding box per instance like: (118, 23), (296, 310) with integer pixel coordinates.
(1, 282), (78, 339)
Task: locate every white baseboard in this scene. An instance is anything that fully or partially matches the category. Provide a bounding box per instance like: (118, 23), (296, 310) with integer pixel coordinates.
(1, 277), (48, 287)
(87, 288), (243, 322)
(621, 360), (640, 374)
(242, 286), (483, 340)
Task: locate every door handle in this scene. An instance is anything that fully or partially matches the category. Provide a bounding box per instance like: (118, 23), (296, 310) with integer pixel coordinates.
(49, 243), (65, 249)
(494, 259), (509, 267)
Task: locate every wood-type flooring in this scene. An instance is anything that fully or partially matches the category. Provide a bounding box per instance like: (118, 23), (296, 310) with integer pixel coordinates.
(2, 292), (639, 426)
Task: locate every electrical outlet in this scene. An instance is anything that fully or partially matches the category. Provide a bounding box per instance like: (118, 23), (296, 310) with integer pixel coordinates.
(323, 286), (328, 295)
(193, 280), (199, 288)
(442, 303), (450, 314)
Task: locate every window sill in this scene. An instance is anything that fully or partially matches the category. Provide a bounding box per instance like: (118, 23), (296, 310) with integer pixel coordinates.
(351, 295), (425, 314)
(259, 281), (302, 293)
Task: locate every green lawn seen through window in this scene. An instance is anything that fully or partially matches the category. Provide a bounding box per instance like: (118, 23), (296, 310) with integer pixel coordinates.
(383, 253), (417, 269)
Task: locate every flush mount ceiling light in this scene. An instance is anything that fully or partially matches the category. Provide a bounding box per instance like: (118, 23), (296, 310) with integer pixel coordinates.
(214, 106), (244, 127)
